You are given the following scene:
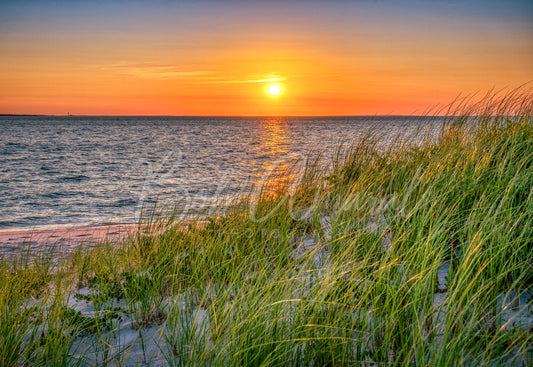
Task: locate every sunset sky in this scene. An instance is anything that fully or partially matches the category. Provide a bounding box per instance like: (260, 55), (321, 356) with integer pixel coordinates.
(1, 0), (532, 116)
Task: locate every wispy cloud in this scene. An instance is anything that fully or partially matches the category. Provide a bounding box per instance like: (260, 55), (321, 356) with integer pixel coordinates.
(197, 74), (287, 84)
(99, 64), (290, 84)
(245, 77), (285, 83)
(101, 63), (212, 80)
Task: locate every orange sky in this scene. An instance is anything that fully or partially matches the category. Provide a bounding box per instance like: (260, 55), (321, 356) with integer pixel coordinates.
(1, 1), (532, 115)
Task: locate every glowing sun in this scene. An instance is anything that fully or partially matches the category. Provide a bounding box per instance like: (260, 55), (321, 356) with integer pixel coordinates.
(268, 83), (281, 96)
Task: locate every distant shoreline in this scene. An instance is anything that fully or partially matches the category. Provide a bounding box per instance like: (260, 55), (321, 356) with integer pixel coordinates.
(0, 114), (48, 117)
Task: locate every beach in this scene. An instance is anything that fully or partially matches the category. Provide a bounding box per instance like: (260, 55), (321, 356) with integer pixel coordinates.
(0, 224), (138, 256)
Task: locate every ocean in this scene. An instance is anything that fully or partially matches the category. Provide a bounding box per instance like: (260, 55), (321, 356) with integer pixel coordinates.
(0, 116), (439, 230)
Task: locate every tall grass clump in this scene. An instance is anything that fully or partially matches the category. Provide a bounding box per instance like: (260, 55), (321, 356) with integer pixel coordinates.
(0, 88), (531, 366)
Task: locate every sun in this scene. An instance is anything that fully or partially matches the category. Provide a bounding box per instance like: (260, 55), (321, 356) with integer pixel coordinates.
(267, 83), (281, 96)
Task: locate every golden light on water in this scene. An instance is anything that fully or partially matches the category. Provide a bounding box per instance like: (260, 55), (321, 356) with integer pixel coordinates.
(251, 118), (298, 199)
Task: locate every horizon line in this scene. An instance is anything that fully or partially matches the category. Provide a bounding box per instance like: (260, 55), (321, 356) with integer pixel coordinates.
(0, 113), (450, 118)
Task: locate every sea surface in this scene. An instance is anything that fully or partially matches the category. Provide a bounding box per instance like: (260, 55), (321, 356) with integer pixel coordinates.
(0, 116), (440, 230)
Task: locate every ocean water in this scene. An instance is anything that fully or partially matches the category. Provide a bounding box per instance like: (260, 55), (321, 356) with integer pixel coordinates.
(0, 116), (438, 230)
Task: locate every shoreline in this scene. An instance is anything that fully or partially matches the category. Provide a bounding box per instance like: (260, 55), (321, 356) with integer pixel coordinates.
(0, 223), (139, 256)
(0, 220), (208, 256)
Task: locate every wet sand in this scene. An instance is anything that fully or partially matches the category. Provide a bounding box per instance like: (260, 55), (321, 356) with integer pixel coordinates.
(0, 224), (139, 256)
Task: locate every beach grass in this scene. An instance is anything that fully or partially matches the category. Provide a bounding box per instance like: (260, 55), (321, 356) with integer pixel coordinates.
(1, 89), (532, 366)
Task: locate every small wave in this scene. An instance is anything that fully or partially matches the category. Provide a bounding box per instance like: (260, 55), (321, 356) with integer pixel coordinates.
(60, 175), (90, 182)
(0, 219), (26, 228)
(40, 167), (61, 175)
(114, 198), (138, 207)
(43, 191), (77, 199)
(0, 215), (50, 229)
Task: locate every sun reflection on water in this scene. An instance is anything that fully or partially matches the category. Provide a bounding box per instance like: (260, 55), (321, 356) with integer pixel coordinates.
(250, 118), (300, 198)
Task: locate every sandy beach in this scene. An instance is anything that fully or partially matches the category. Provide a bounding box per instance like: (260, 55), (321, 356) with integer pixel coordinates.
(0, 224), (139, 256)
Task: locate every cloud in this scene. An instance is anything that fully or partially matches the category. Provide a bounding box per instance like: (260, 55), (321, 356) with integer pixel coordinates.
(99, 64), (290, 84)
(245, 77), (285, 83)
(101, 63), (212, 80)
(197, 74), (286, 84)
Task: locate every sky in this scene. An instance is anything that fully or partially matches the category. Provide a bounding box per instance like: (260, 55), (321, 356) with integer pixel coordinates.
(0, 0), (532, 116)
